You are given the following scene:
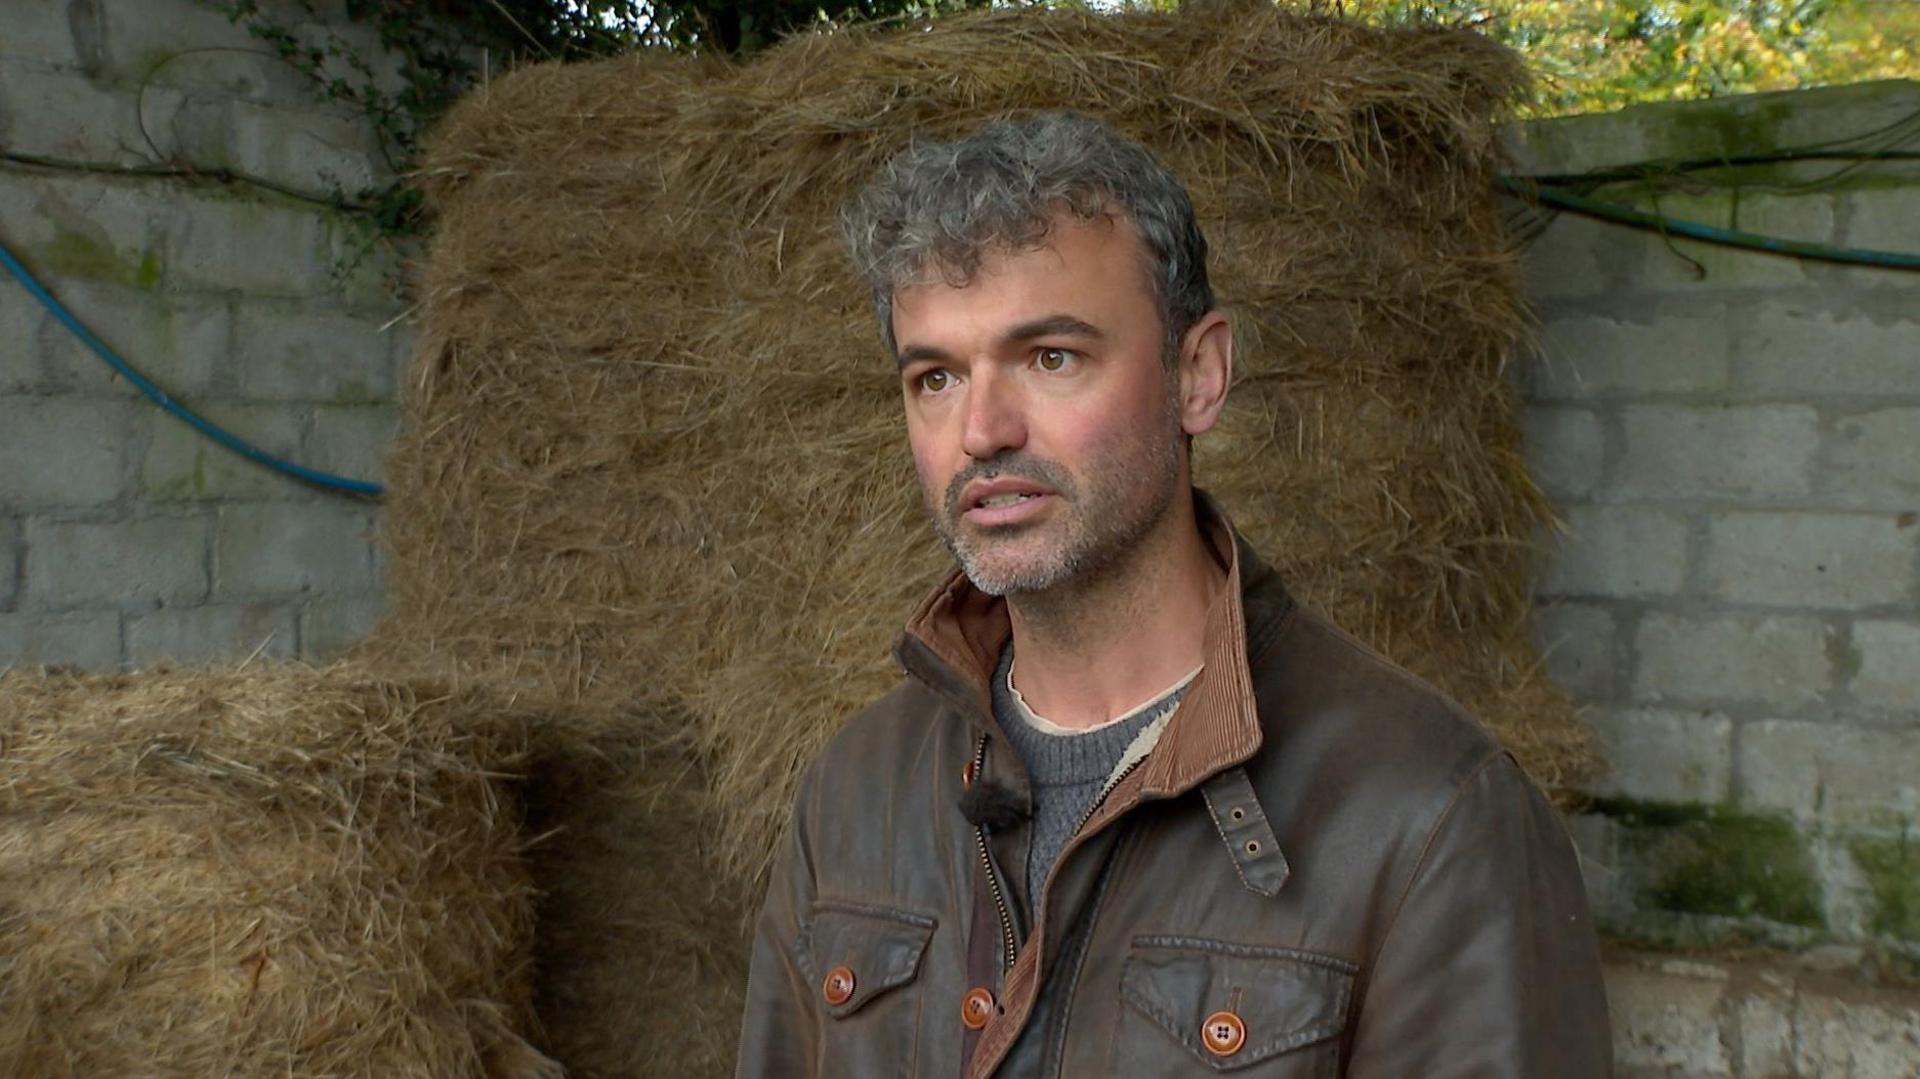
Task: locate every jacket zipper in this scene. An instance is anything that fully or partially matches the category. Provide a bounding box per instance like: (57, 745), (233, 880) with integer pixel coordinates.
(972, 734), (1018, 974)
(1077, 755), (1145, 836)
(974, 734), (1148, 978)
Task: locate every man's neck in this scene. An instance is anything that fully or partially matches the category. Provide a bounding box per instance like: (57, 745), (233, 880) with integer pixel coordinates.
(1003, 495), (1223, 731)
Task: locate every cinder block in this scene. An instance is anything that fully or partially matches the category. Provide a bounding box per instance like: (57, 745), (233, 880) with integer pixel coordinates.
(0, 610), (122, 669)
(1514, 212), (1639, 300)
(1, 291), (47, 392)
(225, 100), (390, 195)
(0, 176), (176, 289)
(1565, 813), (1630, 922)
(0, 396), (133, 507)
(0, 516), (18, 611)
(1523, 308), (1731, 400)
(324, 223), (416, 314)
(89, 0), (263, 83)
(1604, 959), (1731, 1074)
(86, 0), (406, 97)
(0, 63), (151, 165)
(1502, 109), (1653, 175)
(1761, 81), (1920, 151)
(131, 44), (310, 107)
(125, 601), (296, 666)
(232, 305), (398, 401)
(0, 3), (84, 69)
(1740, 305), (1920, 397)
(1540, 505), (1690, 599)
(1737, 719), (1920, 824)
(1852, 620), (1920, 712)
(141, 401), (308, 502)
(1522, 406), (1605, 500)
(1586, 706), (1733, 804)
(214, 502), (375, 598)
(299, 594), (383, 660)
(1845, 188), (1920, 259)
(1734, 983), (1795, 1077)
(1625, 192), (1812, 291)
(1531, 601), (1617, 702)
(306, 403), (399, 486)
(1731, 193), (1838, 246)
(37, 279), (229, 397)
(1791, 977), (1920, 1077)
(1614, 405), (1818, 500)
(1825, 409), (1920, 508)
(1706, 512), (1918, 611)
(24, 515), (209, 608)
(1633, 613), (1831, 710)
(169, 195), (331, 296)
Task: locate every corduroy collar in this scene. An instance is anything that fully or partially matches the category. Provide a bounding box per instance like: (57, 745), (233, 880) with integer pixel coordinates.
(896, 490), (1274, 799)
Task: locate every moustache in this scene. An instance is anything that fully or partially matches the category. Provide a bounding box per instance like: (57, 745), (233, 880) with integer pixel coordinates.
(942, 456), (1074, 519)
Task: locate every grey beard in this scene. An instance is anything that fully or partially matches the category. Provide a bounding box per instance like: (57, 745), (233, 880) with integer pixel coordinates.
(931, 437), (1180, 598)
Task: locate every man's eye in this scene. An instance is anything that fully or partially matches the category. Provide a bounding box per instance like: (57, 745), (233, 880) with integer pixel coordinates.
(917, 369), (953, 393)
(1036, 348), (1075, 372)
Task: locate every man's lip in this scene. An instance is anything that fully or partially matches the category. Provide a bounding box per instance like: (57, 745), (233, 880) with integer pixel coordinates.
(962, 491), (1054, 527)
(959, 478), (1054, 510)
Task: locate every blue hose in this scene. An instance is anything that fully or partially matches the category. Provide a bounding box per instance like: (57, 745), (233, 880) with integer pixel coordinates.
(0, 239), (384, 497)
(1499, 176), (1920, 271)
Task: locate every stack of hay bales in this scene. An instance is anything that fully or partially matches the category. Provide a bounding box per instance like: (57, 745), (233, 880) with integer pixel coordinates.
(0, 664), (558, 1078)
(374, 5), (1597, 1077)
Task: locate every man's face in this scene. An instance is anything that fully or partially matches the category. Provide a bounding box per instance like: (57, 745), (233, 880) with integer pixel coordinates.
(890, 214), (1185, 597)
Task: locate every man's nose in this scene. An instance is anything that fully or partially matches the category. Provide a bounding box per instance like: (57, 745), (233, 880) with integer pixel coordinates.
(961, 368), (1027, 461)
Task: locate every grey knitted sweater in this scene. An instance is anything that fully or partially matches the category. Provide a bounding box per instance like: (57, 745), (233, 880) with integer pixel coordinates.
(991, 643), (1194, 911)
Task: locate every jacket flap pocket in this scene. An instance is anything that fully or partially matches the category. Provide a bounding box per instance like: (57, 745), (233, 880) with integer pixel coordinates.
(1121, 936), (1356, 1070)
(803, 902), (937, 1019)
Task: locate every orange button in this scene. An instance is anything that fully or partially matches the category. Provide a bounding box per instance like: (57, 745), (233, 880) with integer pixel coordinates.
(822, 966), (855, 1006)
(1201, 1010), (1246, 1056)
(961, 987), (995, 1030)
(962, 758), (979, 788)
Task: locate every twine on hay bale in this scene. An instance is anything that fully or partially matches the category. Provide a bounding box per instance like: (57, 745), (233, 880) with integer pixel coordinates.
(373, 10), (1599, 1071)
(0, 664), (559, 1079)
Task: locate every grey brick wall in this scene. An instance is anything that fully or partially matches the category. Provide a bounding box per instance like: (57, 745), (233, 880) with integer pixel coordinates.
(0, 0), (406, 669)
(1513, 81), (1920, 969)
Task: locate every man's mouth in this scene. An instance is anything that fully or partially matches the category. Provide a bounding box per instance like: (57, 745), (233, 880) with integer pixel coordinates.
(977, 492), (1041, 509)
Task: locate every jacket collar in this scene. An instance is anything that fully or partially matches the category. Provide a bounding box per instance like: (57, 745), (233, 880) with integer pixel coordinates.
(894, 491), (1291, 799)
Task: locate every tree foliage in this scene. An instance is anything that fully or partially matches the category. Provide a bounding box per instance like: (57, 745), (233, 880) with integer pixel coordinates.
(1314, 0), (1918, 115)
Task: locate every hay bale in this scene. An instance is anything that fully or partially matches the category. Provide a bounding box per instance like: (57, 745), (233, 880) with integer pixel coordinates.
(520, 713), (750, 1079)
(375, 11), (1600, 1071)
(348, 633), (752, 1079)
(0, 664), (558, 1079)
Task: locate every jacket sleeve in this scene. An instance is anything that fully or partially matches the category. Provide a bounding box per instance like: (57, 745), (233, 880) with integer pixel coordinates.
(735, 762), (823, 1078)
(1345, 753), (1612, 1077)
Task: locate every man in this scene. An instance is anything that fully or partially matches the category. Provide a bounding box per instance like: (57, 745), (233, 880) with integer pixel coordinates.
(737, 111), (1610, 1077)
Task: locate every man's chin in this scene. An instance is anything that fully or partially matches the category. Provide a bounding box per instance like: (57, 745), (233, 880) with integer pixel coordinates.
(955, 552), (1069, 597)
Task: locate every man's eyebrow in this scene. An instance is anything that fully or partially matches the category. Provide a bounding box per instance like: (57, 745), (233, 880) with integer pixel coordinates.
(895, 343), (953, 370)
(894, 315), (1105, 370)
(1003, 314), (1104, 345)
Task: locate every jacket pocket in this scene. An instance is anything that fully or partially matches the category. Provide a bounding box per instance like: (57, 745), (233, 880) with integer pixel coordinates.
(800, 900), (937, 1075)
(1116, 935), (1356, 1075)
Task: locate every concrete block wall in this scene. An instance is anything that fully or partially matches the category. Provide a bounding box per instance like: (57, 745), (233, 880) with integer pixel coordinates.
(1608, 948), (1920, 1079)
(0, 0), (408, 668)
(1513, 79), (1920, 1069)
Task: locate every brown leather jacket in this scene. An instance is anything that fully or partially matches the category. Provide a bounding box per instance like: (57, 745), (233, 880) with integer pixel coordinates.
(737, 510), (1611, 1077)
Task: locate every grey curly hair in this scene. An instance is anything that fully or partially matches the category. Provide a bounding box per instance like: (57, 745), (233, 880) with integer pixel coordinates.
(840, 111), (1214, 366)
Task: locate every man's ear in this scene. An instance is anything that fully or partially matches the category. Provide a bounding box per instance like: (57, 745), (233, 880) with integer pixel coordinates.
(1177, 310), (1233, 438)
